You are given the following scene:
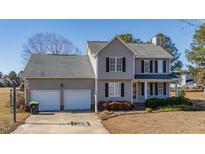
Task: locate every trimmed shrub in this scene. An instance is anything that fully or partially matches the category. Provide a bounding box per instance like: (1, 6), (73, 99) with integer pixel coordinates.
(145, 96), (193, 109)
(98, 101), (134, 111)
(145, 108), (152, 113)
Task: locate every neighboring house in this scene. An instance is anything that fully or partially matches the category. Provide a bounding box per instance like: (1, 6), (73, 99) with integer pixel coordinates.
(23, 36), (178, 112)
(0, 78), (13, 87)
(179, 74), (195, 88)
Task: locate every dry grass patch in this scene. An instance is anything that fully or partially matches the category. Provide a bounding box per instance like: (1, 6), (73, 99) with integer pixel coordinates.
(170, 91), (205, 100)
(0, 88), (29, 134)
(102, 111), (205, 134)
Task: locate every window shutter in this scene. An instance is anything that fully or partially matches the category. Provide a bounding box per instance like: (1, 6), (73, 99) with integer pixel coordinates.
(155, 60), (158, 73)
(163, 82), (166, 95)
(121, 83), (124, 97)
(163, 60), (166, 73)
(155, 83), (158, 95)
(106, 57), (109, 72)
(122, 57), (126, 72)
(141, 82), (144, 96)
(150, 60), (153, 73)
(141, 60), (144, 73)
(105, 83), (108, 97)
(150, 83), (153, 95)
(133, 83), (136, 99)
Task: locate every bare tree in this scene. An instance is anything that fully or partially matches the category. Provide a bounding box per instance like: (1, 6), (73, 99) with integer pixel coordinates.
(22, 33), (81, 62)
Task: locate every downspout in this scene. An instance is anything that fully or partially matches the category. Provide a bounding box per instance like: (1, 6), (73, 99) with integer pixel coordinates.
(131, 54), (135, 104)
(95, 55), (98, 113)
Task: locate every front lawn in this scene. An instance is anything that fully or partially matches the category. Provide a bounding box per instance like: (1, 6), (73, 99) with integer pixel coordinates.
(102, 111), (205, 133)
(0, 88), (29, 134)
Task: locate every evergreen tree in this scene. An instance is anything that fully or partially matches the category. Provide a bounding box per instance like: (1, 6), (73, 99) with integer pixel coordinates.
(118, 33), (143, 43)
(155, 33), (183, 72)
(186, 24), (205, 86)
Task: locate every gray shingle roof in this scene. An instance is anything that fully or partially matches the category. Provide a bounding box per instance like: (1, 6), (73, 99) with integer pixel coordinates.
(135, 74), (178, 80)
(23, 54), (95, 78)
(87, 41), (172, 58)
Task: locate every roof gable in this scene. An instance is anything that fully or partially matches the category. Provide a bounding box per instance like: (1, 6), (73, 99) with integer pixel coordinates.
(88, 36), (135, 57)
(87, 39), (173, 59)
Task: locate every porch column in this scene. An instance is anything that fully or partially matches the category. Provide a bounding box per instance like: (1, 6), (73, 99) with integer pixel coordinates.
(144, 81), (148, 100)
(175, 81), (178, 97)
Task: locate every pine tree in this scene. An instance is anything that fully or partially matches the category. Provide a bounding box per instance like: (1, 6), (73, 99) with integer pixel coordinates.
(155, 33), (183, 72)
(186, 24), (205, 86)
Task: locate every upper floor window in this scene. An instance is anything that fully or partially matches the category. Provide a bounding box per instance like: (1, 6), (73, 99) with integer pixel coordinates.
(142, 59), (167, 74)
(158, 60), (163, 73)
(144, 60), (151, 73)
(141, 60), (153, 73)
(109, 57), (122, 72)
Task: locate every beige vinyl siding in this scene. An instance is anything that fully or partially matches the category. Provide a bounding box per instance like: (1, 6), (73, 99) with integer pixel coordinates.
(87, 49), (97, 76)
(97, 39), (134, 80)
(97, 80), (132, 102)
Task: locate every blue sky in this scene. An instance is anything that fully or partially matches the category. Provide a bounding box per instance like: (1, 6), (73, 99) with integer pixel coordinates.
(0, 19), (195, 75)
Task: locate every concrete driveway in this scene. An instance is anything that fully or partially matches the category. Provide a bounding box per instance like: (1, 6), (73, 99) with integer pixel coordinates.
(12, 112), (109, 134)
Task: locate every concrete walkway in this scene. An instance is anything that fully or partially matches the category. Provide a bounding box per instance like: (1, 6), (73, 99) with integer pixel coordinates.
(12, 112), (109, 134)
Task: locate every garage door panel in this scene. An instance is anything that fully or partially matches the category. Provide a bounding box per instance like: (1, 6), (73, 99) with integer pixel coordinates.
(64, 90), (91, 110)
(31, 91), (60, 111)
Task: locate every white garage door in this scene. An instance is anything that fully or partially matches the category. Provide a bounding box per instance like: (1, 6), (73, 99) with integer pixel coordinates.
(31, 90), (60, 111)
(64, 90), (91, 110)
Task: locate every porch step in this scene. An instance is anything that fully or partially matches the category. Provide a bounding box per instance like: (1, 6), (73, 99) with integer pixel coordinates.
(134, 103), (145, 110)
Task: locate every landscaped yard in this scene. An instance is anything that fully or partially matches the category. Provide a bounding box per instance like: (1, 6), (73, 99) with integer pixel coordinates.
(102, 111), (205, 134)
(0, 88), (29, 134)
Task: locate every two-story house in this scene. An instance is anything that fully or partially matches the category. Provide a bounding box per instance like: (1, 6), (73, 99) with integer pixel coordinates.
(23, 36), (178, 112)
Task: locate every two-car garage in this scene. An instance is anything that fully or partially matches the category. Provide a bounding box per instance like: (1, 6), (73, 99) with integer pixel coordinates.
(31, 90), (91, 111)
(23, 54), (95, 111)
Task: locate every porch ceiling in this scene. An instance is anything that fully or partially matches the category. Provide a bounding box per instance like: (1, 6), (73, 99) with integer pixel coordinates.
(134, 74), (178, 82)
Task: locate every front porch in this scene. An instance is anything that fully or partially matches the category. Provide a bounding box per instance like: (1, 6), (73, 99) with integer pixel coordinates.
(132, 79), (179, 104)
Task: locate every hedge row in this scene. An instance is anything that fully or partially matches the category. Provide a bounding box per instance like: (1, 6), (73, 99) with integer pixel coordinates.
(144, 97), (193, 109)
(98, 101), (135, 111)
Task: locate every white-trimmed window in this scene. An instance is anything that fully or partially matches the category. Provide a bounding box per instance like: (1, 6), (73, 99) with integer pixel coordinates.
(109, 57), (122, 72)
(109, 82), (121, 97)
(158, 60), (163, 73)
(144, 60), (150, 73)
